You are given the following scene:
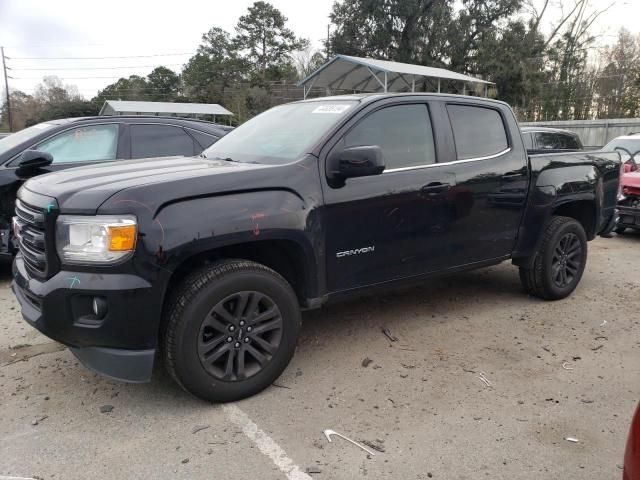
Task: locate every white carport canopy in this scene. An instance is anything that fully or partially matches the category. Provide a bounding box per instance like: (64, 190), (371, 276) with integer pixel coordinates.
(298, 54), (494, 98)
(99, 100), (233, 117)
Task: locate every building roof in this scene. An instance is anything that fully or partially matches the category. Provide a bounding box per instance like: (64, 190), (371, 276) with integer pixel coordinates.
(99, 100), (233, 116)
(298, 54), (493, 95)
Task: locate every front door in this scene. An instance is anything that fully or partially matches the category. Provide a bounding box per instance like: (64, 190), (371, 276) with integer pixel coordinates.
(321, 101), (458, 292)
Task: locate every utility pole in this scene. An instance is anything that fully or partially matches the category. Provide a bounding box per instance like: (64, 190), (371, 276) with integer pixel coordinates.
(326, 24), (330, 60)
(1, 47), (12, 133)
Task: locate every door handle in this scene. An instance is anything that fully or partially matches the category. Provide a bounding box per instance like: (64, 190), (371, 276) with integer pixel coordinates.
(421, 182), (451, 195)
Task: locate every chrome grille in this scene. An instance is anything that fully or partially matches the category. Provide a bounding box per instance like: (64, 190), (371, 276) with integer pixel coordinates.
(14, 199), (48, 276)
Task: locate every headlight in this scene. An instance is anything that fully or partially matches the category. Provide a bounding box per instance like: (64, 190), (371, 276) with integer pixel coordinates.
(56, 215), (137, 264)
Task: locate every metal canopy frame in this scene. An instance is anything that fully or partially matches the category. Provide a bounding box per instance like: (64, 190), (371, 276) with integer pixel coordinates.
(299, 54), (494, 99)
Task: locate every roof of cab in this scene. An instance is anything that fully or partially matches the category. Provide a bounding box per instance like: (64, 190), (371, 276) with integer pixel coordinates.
(296, 92), (509, 108)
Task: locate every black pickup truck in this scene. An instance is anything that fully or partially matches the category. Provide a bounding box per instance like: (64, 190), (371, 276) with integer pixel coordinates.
(11, 94), (620, 402)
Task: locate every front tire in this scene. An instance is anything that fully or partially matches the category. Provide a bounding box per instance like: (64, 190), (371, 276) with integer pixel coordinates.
(615, 226), (627, 234)
(163, 260), (301, 402)
(519, 216), (587, 300)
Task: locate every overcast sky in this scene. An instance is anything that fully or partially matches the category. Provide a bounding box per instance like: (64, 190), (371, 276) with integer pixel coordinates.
(0, 0), (638, 99)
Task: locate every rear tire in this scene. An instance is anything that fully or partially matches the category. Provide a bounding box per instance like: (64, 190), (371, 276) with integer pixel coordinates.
(163, 259), (301, 402)
(519, 216), (587, 300)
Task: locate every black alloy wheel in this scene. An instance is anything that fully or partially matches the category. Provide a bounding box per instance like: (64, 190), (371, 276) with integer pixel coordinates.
(551, 233), (582, 288)
(198, 291), (283, 381)
(519, 216), (587, 300)
(163, 259), (301, 402)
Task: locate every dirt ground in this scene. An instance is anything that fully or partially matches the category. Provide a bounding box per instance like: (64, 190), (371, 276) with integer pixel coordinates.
(1, 233), (638, 480)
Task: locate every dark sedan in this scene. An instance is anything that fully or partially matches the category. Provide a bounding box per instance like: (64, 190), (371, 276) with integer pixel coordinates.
(0, 116), (230, 258)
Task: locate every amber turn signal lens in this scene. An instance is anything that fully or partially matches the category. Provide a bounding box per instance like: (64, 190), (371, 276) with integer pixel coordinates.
(108, 225), (137, 251)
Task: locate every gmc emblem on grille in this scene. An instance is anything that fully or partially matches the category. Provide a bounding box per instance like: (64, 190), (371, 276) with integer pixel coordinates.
(336, 246), (375, 258)
(11, 216), (22, 240)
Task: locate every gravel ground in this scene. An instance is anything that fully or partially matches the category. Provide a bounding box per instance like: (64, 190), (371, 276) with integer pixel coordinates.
(1, 233), (638, 480)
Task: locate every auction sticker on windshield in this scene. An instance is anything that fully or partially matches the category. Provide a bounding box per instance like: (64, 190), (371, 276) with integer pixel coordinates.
(312, 105), (351, 114)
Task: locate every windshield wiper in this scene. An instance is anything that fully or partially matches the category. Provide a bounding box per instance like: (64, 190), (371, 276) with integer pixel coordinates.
(208, 155), (240, 163)
(202, 155), (261, 165)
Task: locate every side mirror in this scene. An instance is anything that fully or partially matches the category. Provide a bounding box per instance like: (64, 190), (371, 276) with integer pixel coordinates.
(17, 150), (53, 176)
(327, 145), (385, 186)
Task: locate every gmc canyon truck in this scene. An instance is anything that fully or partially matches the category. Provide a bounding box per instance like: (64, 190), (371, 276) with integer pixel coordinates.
(11, 94), (621, 402)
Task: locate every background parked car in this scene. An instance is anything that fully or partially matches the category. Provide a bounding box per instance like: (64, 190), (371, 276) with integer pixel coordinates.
(606, 135), (640, 234)
(603, 135), (640, 168)
(0, 116), (230, 258)
(520, 126), (584, 154)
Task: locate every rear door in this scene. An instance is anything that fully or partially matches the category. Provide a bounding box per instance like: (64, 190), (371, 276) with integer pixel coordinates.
(321, 98), (458, 292)
(437, 101), (529, 266)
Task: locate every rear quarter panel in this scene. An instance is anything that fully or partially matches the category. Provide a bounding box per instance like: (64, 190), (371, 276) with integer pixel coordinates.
(512, 150), (620, 263)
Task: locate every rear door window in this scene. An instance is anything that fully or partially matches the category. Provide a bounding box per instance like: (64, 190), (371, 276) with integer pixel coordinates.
(36, 124), (119, 164)
(447, 105), (509, 160)
(130, 124), (196, 159)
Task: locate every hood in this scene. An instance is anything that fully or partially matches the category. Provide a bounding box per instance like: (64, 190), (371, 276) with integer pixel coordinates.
(23, 156), (272, 213)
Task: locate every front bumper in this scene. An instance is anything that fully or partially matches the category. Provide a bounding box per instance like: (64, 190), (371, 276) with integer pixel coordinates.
(12, 255), (157, 382)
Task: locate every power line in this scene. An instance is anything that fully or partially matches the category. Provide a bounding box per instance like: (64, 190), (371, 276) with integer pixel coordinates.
(9, 75), (132, 80)
(9, 63), (184, 71)
(6, 52), (196, 60)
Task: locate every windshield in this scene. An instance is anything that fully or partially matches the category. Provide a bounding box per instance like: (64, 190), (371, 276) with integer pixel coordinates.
(202, 100), (356, 164)
(0, 122), (57, 156)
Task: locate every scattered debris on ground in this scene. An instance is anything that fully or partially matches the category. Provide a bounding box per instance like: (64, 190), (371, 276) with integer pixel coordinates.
(477, 372), (492, 387)
(323, 429), (377, 456)
(381, 327), (398, 342)
(272, 382), (291, 389)
(31, 415), (48, 426)
(360, 439), (386, 453)
(191, 425), (210, 434)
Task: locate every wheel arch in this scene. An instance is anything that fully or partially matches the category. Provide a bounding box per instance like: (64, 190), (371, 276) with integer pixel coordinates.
(551, 199), (597, 240)
(162, 238), (319, 311)
(513, 195), (597, 268)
